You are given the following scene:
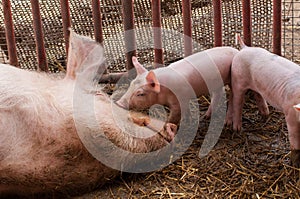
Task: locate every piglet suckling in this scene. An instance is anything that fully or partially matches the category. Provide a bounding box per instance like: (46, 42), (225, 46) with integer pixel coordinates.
(0, 30), (177, 197)
(116, 47), (239, 125)
(229, 35), (300, 167)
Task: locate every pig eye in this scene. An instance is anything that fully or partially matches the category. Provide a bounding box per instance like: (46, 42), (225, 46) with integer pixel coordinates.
(136, 89), (146, 97)
(137, 93), (145, 97)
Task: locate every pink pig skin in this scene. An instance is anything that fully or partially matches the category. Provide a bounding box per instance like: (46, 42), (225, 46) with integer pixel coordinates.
(0, 30), (177, 197)
(230, 36), (300, 167)
(117, 47), (239, 124)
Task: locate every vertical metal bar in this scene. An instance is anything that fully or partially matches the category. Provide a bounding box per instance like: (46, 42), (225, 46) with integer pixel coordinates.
(30, 0), (48, 72)
(60, 0), (71, 54)
(212, 0), (222, 47)
(122, 0), (136, 71)
(273, 0), (282, 55)
(2, 0), (19, 66)
(92, 0), (103, 43)
(182, 0), (192, 56)
(242, 0), (252, 46)
(152, 0), (163, 67)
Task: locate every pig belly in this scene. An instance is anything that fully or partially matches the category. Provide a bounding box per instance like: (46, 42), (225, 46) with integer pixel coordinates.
(0, 94), (110, 195)
(0, 129), (116, 196)
(248, 64), (300, 112)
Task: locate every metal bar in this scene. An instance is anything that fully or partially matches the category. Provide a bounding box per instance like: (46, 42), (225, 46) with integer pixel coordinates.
(273, 0), (281, 55)
(99, 72), (128, 83)
(242, 0), (252, 46)
(212, 0), (222, 47)
(2, 0), (19, 66)
(30, 0), (48, 71)
(122, 0), (136, 71)
(152, 0), (163, 67)
(60, 0), (71, 54)
(182, 0), (192, 56)
(92, 0), (103, 43)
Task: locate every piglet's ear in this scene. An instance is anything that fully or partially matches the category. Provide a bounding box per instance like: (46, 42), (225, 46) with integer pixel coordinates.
(132, 56), (147, 75)
(146, 71), (160, 93)
(293, 104), (300, 111)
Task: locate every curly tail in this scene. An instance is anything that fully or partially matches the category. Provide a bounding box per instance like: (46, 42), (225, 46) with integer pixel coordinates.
(235, 33), (247, 49)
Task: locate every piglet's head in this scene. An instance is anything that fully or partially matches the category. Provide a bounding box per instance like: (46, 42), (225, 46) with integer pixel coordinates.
(116, 56), (161, 110)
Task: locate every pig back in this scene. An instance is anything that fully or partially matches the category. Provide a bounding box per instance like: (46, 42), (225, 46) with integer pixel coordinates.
(169, 47), (238, 96)
(233, 47), (300, 112)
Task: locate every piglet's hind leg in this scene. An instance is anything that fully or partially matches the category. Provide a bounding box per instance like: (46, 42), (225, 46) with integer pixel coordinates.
(253, 91), (269, 117)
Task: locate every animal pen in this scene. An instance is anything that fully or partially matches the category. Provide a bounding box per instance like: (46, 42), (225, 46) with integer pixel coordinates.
(1, 0), (300, 198)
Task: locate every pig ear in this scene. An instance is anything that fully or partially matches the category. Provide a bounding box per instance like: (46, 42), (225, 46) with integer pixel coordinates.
(132, 56), (147, 75)
(293, 104), (300, 111)
(65, 29), (106, 81)
(146, 71), (160, 93)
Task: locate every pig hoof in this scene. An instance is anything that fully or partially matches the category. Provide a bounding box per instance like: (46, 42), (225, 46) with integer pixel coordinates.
(225, 120), (232, 128)
(203, 114), (211, 120)
(232, 125), (242, 132)
(225, 115), (233, 127)
(258, 106), (269, 117)
(164, 123), (177, 142)
(291, 150), (300, 168)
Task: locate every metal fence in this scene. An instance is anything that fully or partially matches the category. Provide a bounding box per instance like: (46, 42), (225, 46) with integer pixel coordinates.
(0, 0), (299, 77)
(282, 0), (300, 63)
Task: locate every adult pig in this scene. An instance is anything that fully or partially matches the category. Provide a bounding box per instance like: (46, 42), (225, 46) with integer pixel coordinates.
(0, 30), (176, 197)
(229, 35), (300, 167)
(116, 47), (239, 124)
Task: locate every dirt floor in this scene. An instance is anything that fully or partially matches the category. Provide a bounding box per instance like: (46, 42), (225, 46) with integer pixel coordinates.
(76, 92), (300, 199)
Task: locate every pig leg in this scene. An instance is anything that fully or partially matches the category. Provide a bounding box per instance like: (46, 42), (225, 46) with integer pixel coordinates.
(204, 89), (224, 119)
(225, 90), (233, 126)
(167, 105), (182, 125)
(253, 91), (269, 117)
(231, 87), (247, 132)
(285, 111), (300, 167)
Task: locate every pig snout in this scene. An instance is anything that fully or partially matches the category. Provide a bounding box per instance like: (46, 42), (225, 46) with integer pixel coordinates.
(116, 98), (129, 109)
(116, 95), (151, 111)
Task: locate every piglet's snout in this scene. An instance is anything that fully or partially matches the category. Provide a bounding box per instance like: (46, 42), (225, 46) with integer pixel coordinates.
(116, 99), (129, 109)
